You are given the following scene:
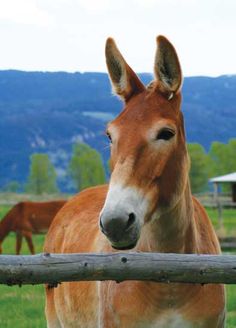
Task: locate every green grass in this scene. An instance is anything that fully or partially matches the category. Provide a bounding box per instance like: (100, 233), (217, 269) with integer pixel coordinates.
(206, 207), (236, 237)
(226, 284), (236, 328)
(0, 285), (45, 328)
(0, 205), (46, 327)
(0, 205), (236, 327)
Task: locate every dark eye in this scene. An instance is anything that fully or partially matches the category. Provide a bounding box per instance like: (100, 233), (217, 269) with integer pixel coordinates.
(106, 132), (112, 143)
(156, 129), (175, 141)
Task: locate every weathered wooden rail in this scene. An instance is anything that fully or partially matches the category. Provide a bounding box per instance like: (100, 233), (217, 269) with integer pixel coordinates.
(1, 252), (236, 286)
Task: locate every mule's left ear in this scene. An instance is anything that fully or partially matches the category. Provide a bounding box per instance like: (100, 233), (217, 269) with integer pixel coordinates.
(106, 38), (145, 102)
(154, 36), (182, 97)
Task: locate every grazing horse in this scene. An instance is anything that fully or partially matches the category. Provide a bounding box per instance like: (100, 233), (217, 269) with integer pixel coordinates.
(0, 200), (66, 254)
(44, 36), (225, 327)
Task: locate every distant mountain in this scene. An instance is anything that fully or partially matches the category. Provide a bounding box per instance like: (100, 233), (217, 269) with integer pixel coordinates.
(0, 70), (235, 191)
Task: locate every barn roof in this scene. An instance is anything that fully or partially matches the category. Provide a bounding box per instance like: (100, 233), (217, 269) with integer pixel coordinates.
(209, 172), (236, 183)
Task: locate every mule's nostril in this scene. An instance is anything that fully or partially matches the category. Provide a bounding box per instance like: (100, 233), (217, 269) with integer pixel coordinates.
(126, 213), (136, 230)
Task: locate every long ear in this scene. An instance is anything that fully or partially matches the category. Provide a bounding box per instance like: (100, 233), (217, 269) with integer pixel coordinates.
(105, 38), (145, 102)
(154, 36), (182, 97)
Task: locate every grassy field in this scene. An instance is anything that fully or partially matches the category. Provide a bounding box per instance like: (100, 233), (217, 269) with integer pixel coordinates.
(0, 205), (235, 327)
(206, 207), (236, 237)
(0, 205), (46, 327)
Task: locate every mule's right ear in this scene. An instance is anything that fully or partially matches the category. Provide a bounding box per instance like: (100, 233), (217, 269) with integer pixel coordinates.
(105, 38), (145, 102)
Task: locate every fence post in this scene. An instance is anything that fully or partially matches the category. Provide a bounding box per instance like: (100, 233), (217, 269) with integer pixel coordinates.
(213, 182), (223, 228)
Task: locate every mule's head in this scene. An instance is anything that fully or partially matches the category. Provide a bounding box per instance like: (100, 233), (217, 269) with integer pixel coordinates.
(99, 36), (189, 250)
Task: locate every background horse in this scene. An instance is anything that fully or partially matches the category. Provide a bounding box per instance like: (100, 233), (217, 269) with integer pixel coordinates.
(45, 36), (225, 327)
(0, 200), (66, 254)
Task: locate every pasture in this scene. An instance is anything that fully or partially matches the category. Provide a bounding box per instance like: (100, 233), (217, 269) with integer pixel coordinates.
(0, 205), (236, 327)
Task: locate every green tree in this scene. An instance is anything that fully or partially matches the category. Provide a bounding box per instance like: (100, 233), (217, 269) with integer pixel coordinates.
(26, 153), (59, 194)
(227, 139), (236, 172)
(209, 139), (236, 192)
(209, 139), (236, 176)
(2, 181), (21, 193)
(69, 143), (106, 191)
(209, 141), (228, 177)
(187, 143), (211, 193)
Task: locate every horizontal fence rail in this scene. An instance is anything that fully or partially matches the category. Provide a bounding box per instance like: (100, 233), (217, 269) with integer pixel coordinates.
(1, 252), (236, 286)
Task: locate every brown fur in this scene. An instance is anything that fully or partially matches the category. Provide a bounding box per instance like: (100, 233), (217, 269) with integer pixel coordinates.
(0, 200), (66, 254)
(44, 36), (225, 327)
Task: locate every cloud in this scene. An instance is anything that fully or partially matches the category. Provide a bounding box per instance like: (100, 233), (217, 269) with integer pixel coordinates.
(0, 0), (53, 26)
(76, 0), (110, 13)
(0, 0), (235, 75)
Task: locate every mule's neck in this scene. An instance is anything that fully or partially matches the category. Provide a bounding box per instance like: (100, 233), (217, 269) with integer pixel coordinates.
(138, 181), (198, 254)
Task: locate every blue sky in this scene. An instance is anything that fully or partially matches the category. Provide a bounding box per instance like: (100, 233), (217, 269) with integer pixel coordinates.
(0, 0), (235, 76)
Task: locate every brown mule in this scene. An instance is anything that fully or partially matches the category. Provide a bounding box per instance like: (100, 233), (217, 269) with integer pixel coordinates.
(44, 36), (225, 328)
(0, 200), (66, 254)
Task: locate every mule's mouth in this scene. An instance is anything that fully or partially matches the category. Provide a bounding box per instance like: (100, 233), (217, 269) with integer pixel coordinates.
(111, 240), (137, 250)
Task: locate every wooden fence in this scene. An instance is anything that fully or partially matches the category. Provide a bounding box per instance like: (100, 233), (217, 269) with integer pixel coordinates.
(1, 252), (236, 287)
(219, 237), (236, 249)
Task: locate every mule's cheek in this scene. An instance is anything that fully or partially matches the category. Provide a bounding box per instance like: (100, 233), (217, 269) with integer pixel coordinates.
(138, 187), (160, 224)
